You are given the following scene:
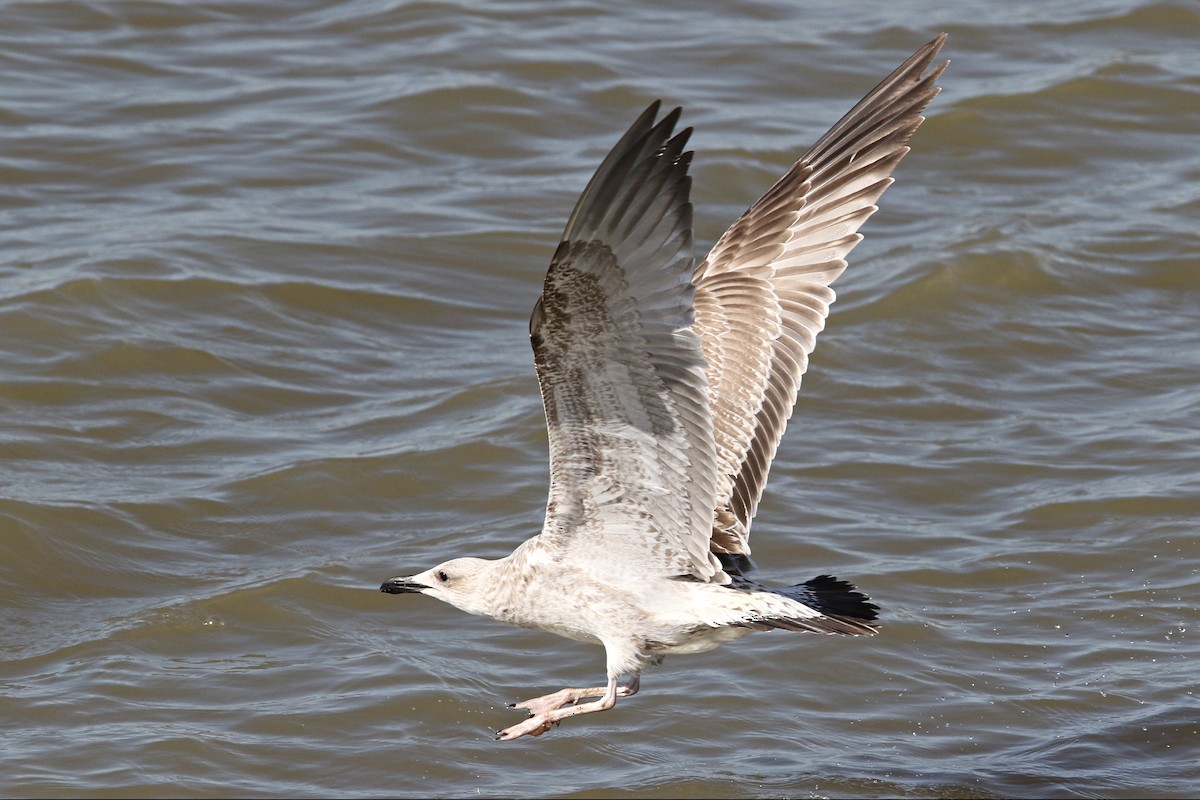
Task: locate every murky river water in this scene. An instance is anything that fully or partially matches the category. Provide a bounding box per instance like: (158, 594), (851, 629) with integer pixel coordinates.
(2, 1), (1197, 797)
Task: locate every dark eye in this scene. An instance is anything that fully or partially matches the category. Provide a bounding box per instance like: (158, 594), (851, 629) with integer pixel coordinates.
(436, 570), (449, 583)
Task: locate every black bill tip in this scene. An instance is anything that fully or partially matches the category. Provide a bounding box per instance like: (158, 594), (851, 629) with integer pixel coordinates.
(380, 578), (427, 594)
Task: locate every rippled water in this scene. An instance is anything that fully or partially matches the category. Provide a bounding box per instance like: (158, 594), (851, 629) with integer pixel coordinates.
(2, 1), (1198, 797)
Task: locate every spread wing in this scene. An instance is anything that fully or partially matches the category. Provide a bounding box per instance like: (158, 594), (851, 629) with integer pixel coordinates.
(531, 102), (727, 582)
(695, 35), (949, 567)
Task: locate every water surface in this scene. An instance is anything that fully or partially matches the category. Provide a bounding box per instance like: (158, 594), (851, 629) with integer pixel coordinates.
(1, 1), (1197, 797)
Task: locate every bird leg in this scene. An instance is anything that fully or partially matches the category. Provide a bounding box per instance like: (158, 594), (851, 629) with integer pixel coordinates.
(497, 675), (639, 741)
(508, 675), (640, 716)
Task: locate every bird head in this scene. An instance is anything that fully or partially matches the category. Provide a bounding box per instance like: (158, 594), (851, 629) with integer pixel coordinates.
(380, 557), (497, 618)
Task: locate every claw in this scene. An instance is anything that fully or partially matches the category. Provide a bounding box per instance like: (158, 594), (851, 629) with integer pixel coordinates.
(496, 714), (557, 741)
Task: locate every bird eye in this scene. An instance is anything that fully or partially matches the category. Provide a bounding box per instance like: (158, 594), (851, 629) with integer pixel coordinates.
(436, 570), (449, 583)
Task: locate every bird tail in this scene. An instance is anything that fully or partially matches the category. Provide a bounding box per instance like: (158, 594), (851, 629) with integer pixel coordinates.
(774, 574), (879, 635)
(727, 574), (879, 636)
(786, 574), (879, 620)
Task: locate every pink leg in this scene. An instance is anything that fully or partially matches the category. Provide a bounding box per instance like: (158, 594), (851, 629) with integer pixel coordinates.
(497, 676), (640, 741)
(508, 676), (640, 716)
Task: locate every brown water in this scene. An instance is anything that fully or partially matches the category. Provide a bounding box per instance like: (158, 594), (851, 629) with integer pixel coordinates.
(2, 1), (1198, 797)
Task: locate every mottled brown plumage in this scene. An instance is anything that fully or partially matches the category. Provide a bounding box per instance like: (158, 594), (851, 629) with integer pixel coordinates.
(697, 36), (948, 565)
(382, 34), (948, 741)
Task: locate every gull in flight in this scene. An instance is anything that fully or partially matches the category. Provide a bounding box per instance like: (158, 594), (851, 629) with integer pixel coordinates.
(382, 34), (948, 741)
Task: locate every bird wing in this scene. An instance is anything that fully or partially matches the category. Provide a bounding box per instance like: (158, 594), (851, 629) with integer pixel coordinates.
(531, 102), (727, 582)
(694, 35), (949, 566)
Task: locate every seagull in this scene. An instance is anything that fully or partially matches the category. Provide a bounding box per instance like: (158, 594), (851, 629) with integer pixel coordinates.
(382, 34), (948, 741)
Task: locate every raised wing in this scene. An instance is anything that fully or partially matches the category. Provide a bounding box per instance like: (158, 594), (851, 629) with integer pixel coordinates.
(695, 35), (949, 567)
(531, 102), (726, 582)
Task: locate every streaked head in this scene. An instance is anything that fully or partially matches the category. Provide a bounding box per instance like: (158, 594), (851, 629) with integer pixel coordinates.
(380, 557), (497, 617)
